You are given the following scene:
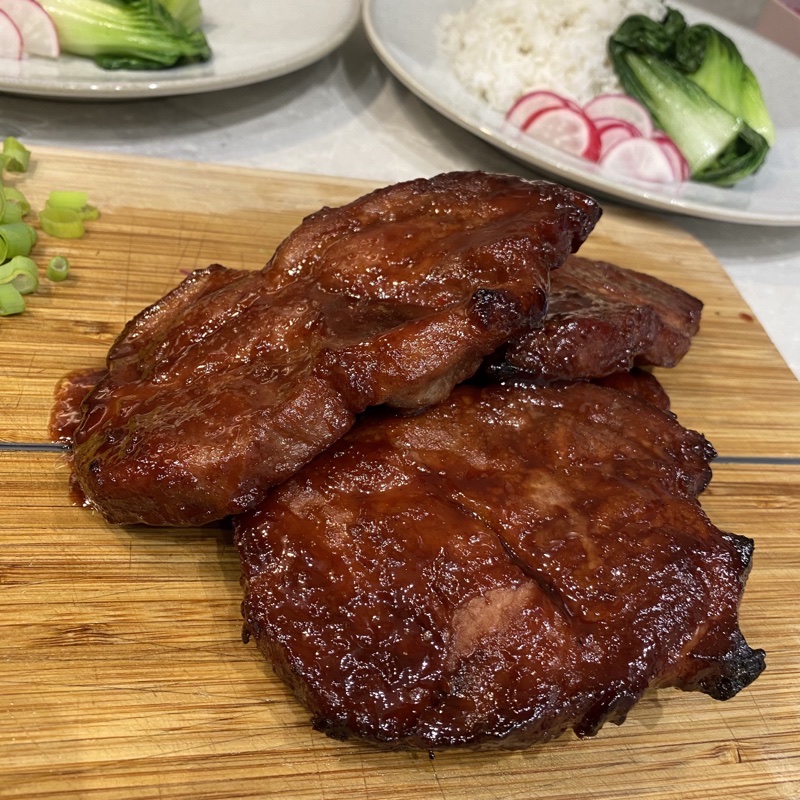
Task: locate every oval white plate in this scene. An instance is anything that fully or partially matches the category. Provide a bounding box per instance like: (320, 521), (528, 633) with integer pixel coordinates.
(364, 0), (800, 226)
(0, 0), (360, 99)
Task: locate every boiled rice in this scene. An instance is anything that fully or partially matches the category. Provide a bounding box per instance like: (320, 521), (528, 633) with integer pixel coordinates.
(440, 0), (666, 111)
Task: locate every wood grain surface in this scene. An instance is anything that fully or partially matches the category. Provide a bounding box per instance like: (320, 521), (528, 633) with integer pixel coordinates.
(1, 148), (798, 799)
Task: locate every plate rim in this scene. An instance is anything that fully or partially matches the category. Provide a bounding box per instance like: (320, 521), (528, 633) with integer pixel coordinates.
(0, 0), (361, 100)
(363, 0), (800, 227)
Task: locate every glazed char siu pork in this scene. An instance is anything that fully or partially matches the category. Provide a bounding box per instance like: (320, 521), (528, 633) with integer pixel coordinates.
(236, 377), (764, 749)
(54, 172), (599, 527)
(488, 255), (703, 382)
(593, 368), (672, 412)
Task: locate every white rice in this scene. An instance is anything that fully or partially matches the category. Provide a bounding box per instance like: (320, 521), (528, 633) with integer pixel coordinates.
(440, 0), (666, 111)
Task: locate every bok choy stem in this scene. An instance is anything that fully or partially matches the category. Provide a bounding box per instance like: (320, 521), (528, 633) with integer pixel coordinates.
(39, 0), (211, 70)
(609, 7), (773, 186)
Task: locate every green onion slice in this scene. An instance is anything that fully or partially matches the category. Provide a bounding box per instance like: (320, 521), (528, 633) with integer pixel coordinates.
(39, 207), (85, 240)
(0, 222), (37, 261)
(46, 190), (88, 211)
(79, 204), (100, 221)
(45, 192), (100, 222)
(1, 137), (31, 173)
(0, 255), (37, 280)
(3, 186), (31, 215)
(11, 269), (38, 295)
(0, 256), (39, 295)
(1, 201), (24, 224)
(0, 283), (25, 316)
(47, 256), (70, 282)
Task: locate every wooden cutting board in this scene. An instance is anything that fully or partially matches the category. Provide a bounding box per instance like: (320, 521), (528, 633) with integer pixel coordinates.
(1, 148), (799, 800)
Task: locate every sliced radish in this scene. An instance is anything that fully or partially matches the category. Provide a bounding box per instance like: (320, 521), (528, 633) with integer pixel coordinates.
(505, 90), (578, 130)
(584, 93), (654, 138)
(0, 9), (23, 59)
(600, 137), (682, 183)
(505, 87), (690, 183)
(593, 116), (641, 137)
(0, 0), (59, 58)
(652, 134), (690, 182)
(522, 106), (601, 162)
(595, 120), (641, 158)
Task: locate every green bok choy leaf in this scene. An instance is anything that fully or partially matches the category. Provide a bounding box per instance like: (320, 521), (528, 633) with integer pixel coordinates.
(609, 8), (773, 186)
(39, 0), (211, 70)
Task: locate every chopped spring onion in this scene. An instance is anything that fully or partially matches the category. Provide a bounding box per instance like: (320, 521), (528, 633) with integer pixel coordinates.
(1, 137), (31, 173)
(1, 201), (24, 224)
(0, 138), (86, 319)
(79, 204), (100, 221)
(38, 206), (85, 239)
(47, 256), (70, 282)
(0, 283), (25, 316)
(2, 186), (32, 215)
(46, 190), (100, 222)
(0, 256), (39, 295)
(0, 222), (37, 261)
(0, 255), (37, 280)
(46, 190), (88, 210)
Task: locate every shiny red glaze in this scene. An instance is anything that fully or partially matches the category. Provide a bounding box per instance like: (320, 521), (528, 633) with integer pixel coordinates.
(235, 380), (764, 749)
(490, 255), (703, 383)
(60, 172), (600, 526)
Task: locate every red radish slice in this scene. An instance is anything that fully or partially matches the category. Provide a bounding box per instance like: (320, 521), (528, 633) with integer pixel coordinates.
(600, 137), (681, 183)
(505, 90), (578, 129)
(593, 116), (641, 137)
(584, 93), (654, 138)
(0, 0), (59, 58)
(652, 134), (690, 181)
(596, 120), (640, 158)
(522, 106), (601, 162)
(0, 9), (23, 59)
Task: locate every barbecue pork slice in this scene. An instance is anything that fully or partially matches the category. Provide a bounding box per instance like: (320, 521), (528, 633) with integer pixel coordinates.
(236, 378), (764, 750)
(592, 368), (672, 411)
(54, 172), (599, 526)
(488, 255), (703, 382)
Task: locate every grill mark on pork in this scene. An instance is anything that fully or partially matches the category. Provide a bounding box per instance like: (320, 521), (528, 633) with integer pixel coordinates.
(53, 172), (599, 526)
(235, 378), (763, 749)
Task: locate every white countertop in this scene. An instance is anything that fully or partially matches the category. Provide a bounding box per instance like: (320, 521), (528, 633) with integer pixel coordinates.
(2, 0), (798, 379)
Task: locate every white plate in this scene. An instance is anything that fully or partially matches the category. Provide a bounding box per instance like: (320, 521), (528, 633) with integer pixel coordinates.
(0, 0), (360, 100)
(363, 0), (800, 226)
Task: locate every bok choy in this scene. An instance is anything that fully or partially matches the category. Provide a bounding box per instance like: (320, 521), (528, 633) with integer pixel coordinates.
(38, 0), (211, 70)
(160, 0), (202, 32)
(609, 8), (773, 186)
